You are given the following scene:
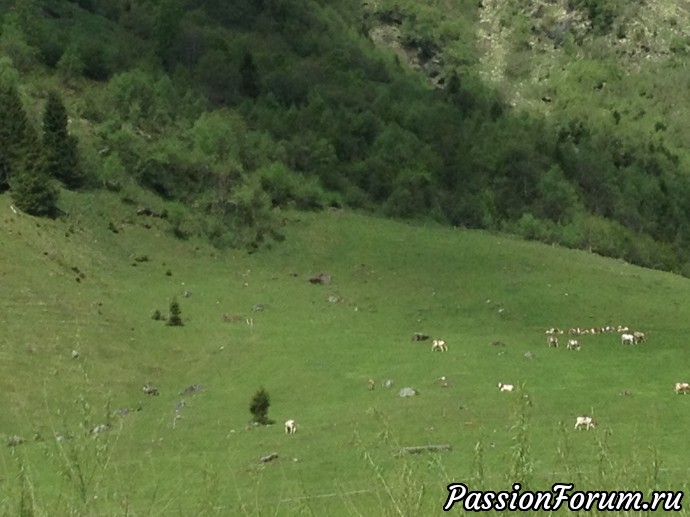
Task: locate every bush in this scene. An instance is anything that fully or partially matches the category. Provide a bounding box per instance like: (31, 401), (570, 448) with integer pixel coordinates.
(10, 169), (59, 217)
(57, 45), (85, 84)
(258, 162), (327, 210)
(76, 40), (114, 81)
(511, 213), (557, 243)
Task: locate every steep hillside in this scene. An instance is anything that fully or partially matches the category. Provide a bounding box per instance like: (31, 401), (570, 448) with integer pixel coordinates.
(2, 0), (690, 276)
(365, 0), (690, 273)
(2, 191), (690, 514)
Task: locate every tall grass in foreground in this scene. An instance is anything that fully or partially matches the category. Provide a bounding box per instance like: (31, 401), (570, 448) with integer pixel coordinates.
(235, 391), (686, 516)
(3, 387), (689, 516)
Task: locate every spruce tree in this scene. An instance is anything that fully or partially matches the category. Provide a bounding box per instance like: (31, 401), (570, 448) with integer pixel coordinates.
(42, 90), (83, 189)
(249, 387), (272, 425)
(166, 299), (183, 326)
(239, 52), (260, 99)
(155, 0), (183, 69)
(11, 124), (58, 217)
(0, 84), (28, 190)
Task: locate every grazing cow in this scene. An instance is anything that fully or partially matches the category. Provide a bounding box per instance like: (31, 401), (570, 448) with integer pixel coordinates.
(574, 416), (596, 430)
(633, 331), (646, 344)
(91, 424), (109, 435)
(368, 378), (375, 391)
(621, 333), (635, 346)
(411, 332), (430, 342)
(431, 339), (447, 352)
(566, 339), (580, 351)
(498, 382), (515, 392)
(285, 419), (297, 434)
(143, 383), (160, 396)
(674, 382), (690, 394)
(547, 336), (558, 348)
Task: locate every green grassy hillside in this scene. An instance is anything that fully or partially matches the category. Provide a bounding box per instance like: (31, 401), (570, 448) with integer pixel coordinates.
(4, 0), (690, 277)
(2, 190), (690, 515)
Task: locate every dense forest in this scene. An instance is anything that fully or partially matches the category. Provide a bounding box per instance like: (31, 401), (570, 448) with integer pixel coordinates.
(2, 0), (690, 273)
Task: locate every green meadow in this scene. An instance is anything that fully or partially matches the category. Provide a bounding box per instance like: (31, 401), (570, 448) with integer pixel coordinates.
(1, 190), (690, 515)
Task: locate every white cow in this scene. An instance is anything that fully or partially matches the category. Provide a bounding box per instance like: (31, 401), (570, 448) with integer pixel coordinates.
(566, 339), (580, 350)
(620, 333), (635, 346)
(574, 416), (596, 430)
(633, 331), (646, 344)
(431, 339), (447, 352)
(284, 419), (297, 434)
(498, 382), (515, 392)
(547, 336), (558, 347)
(674, 382), (690, 394)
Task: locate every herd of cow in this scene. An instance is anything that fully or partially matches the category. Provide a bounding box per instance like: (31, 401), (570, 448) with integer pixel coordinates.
(405, 324), (688, 433)
(544, 324), (690, 425)
(544, 325), (647, 349)
(284, 325), (688, 438)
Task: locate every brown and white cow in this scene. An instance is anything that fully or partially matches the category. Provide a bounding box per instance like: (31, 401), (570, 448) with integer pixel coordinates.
(574, 416), (597, 430)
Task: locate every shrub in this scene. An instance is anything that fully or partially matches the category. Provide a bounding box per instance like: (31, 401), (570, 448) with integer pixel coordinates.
(77, 40), (114, 81)
(56, 45), (85, 84)
(258, 162), (327, 210)
(10, 168), (59, 217)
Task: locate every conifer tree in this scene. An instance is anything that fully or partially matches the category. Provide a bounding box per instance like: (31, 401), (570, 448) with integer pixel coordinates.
(155, 0), (183, 69)
(240, 52), (260, 99)
(11, 124), (58, 217)
(166, 298), (184, 326)
(42, 90), (83, 189)
(0, 84), (28, 190)
(249, 387), (272, 425)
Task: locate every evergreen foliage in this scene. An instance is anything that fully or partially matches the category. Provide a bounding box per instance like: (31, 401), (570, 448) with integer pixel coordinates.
(249, 387), (272, 425)
(0, 77), (59, 216)
(239, 52), (260, 99)
(2, 0), (690, 272)
(0, 82), (28, 190)
(10, 125), (58, 217)
(42, 91), (83, 189)
(166, 299), (183, 326)
(10, 168), (59, 217)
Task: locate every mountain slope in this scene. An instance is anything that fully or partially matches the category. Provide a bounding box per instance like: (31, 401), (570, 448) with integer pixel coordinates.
(2, 191), (690, 514)
(3, 0), (690, 275)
